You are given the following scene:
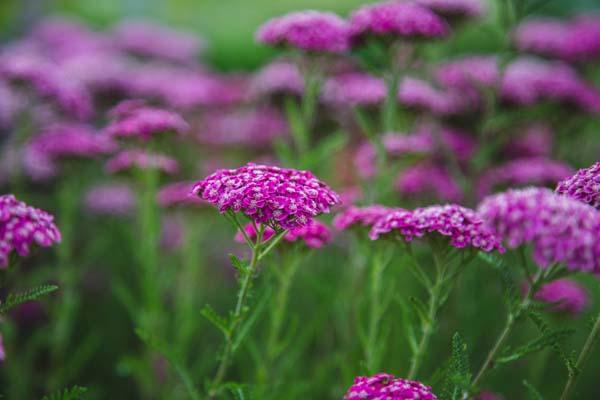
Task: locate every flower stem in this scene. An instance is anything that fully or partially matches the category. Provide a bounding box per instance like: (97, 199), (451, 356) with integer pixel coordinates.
(365, 249), (389, 374)
(208, 229), (264, 398)
(559, 310), (600, 400)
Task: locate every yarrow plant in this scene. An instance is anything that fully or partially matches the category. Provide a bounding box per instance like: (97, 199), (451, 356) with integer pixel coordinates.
(343, 373), (438, 400)
(192, 163), (339, 397)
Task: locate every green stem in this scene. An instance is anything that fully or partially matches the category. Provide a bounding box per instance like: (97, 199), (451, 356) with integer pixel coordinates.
(382, 69), (400, 133)
(560, 310), (600, 400)
(365, 249), (388, 374)
(208, 228), (264, 398)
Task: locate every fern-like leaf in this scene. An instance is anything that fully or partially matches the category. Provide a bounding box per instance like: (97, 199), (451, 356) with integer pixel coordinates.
(41, 385), (87, 400)
(1, 284), (58, 314)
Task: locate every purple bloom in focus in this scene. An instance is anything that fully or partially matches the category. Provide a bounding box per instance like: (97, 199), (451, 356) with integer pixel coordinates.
(106, 150), (180, 175)
(248, 60), (304, 99)
(416, 0), (486, 20)
(113, 19), (204, 63)
(197, 107), (287, 147)
(235, 220), (332, 248)
(333, 205), (393, 230)
(348, 1), (449, 44)
(0, 194), (61, 268)
(157, 181), (205, 208)
(23, 123), (116, 180)
(396, 163), (463, 202)
(192, 163), (340, 230)
(343, 373), (438, 400)
(476, 158), (574, 198)
(477, 187), (600, 272)
(534, 278), (588, 314)
(322, 72), (386, 107)
(256, 11), (350, 53)
(556, 162), (600, 209)
(370, 204), (503, 252)
(105, 100), (188, 141)
(84, 183), (136, 216)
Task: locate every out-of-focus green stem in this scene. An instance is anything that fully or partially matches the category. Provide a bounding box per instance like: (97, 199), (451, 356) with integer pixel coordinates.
(365, 248), (390, 374)
(560, 310), (600, 400)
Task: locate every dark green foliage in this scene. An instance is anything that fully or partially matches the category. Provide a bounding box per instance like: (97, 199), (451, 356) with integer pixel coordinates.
(0, 284), (58, 314)
(41, 386), (87, 400)
(440, 333), (471, 400)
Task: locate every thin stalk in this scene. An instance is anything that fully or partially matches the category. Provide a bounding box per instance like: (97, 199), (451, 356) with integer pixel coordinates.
(208, 227), (264, 398)
(365, 249), (388, 374)
(382, 69), (401, 133)
(560, 311), (600, 400)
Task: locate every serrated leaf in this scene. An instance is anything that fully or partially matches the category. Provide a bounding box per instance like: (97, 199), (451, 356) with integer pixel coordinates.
(41, 386), (87, 400)
(440, 333), (471, 400)
(523, 380), (544, 400)
(1, 284), (58, 314)
(229, 254), (249, 275)
(201, 304), (230, 337)
(529, 311), (578, 376)
(497, 329), (575, 364)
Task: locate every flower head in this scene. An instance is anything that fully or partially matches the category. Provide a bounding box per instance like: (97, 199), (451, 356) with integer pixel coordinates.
(398, 77), (469, 116)
(256, 11), (350, 53)
(105, 101), (188, 141)
(248, 60), (303, 99)
(513, 18), (570, 59)
(106, 150), (180, 175)
(435, 56), (498, 91)
(370, 204), (503, 253)
(113, 19), (204, 63)
(322, 72), (386, 107)
(0, 195), (61, 268)
(556, 162), (600, 209)
(534, 278), (588, 314)
(395, 163), (463, 202)
(157, 181), (205, 208)
(416, 0), (486, 20)
(477, 187), (600, 272)
(476, 158), (574, 198)
(333, 205), (393, 230)
(235, 220), (332, 248)
(344, 373), (438, 400)
(84, 183), (136, 216)
(192, 163), (340, 230)
(348, 1), (449, 44)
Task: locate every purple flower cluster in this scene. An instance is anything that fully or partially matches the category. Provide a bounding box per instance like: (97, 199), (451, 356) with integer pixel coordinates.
(105, 100), (188, 141)
(505, 124), (553, 158)
(192, 164), (340, 230)
(248, 61), (303, 99)
(396, 163), (463, 202)
(0, 195), (61, 268)
(84, 183), (136, 216)
(501, 58), (600, 113)
(370, 204), (504, 253)
(322, 72), (386, 107)
(235, 220), (332, 248)
(514, 15), (600, 62)
(534, 278), (588, 315)
(434, 56), (498, 91)
(24, 123), (116, 180)
(477, 187), (600, 272)
(157, 181), (205, 208)
(348, 1), (449, 43)
(113, 19), (204, 63)
(398, 77), (468, 116)
(556, 162), (600, 209)
(333, 205), (393, 230)
(343, 373), (438, 400)
(476, 158), (574, 198)
(256, 11), (350, 53)
(197, 107), (287, 147)
(416, 0), (486, 20)
(106, 150), (180, 175)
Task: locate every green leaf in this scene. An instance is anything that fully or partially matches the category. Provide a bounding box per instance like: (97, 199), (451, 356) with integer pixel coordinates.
(223, 383), (253, 400)
(409, 296), (431, 325)
(529, 311), (579, 376)
(201, 304), (230, 337)
(229, 254), (249, 275)
(397, 299), (418, 354)
(41, 386), (87, 400)
(440, 333), (471, 400)
(1, 284), (58, 314)
(497, 328), (575, 364)
(523, 380), (544, 400)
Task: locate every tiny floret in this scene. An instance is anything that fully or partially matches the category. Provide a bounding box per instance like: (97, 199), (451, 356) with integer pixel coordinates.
(556, 162), (600, 209)
(343, 373), (438, 400)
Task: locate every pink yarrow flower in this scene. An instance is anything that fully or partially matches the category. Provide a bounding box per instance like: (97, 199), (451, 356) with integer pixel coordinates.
(370, 205), (503, 253)
(416, 0), (487, 20)
(477, 187), (600, 273)
(348, 1), (449, 44)
(192, 163), (340, 230)
(435, 56), (499, 91)
(504, 124), (553, 158)
(556, 162), (600, 209)
(235, 220), (332, 248)
(106, 150), (179, 175)
(333, 205), (393, 230)
(398, 77), (469, 116)
(248, 60), (304, 99)
(0, 195), (61, 268)
(105, 100), (188, 141)
(344, 373), (438, 400)
(322, 72), (386, 107)
(534, 278), (588, 315)
(84, 183), (136, 216)
(256, 11), (350, 53)
(513, 18), (571, 59)
(396, 163), (463, 202)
